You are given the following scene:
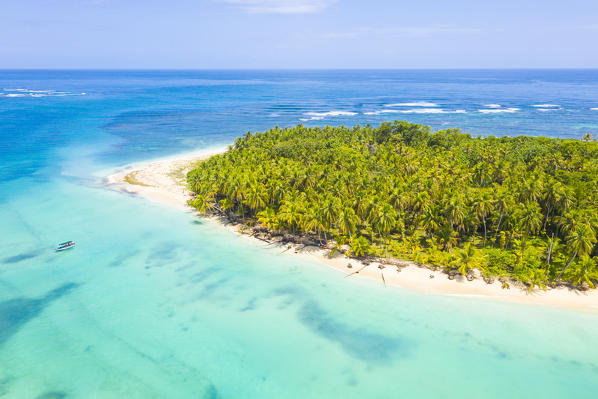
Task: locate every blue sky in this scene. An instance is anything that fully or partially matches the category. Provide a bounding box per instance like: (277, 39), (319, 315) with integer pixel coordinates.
(1, 0), (597, 68)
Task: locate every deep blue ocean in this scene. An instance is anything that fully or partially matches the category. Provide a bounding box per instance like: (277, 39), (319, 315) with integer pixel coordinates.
(1, 70), (598, 398)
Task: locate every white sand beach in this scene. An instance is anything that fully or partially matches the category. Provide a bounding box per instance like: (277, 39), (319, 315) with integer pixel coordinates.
(104, 147), (228, 210)
(105, 149), (598, 313)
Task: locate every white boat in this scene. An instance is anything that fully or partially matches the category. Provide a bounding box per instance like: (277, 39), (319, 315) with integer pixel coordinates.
(55, 241), (76, 251)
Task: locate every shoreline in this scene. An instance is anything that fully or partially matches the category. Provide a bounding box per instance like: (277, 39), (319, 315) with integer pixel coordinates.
(104, 149), (598, 313)
(103, 146), (228, 211)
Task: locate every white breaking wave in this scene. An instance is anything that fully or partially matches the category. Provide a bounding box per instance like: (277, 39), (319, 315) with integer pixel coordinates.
(483, 104), (502, 108)
(364, 108), (466, 115)
(532, 104), (560, 108)
(0, 88), (86, 98)
(478, 107), (520, 114)
(301, 110), (357, 121)
(384, 101), (438, 107)
(591, 108), (598, 111)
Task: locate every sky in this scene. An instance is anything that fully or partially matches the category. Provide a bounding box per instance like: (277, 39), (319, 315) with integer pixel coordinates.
(1, 0), (597, 69)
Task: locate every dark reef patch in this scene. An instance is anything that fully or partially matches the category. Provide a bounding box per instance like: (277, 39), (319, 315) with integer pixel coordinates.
(108, 249), (140, 267)
(189, 266), (220, 283)
(203, 384), (221, 399)
(199, 277), (231, 297)
(297, 300), (409, 364)
(269, 285), (410, 364)
(2, 250), (40, 264)
(240, 297), (258, 312)
(145, 241), (180, 267)
(0, 282), (79, 347)
(35, 391), (68, 399)
(0, 375), (15, 396)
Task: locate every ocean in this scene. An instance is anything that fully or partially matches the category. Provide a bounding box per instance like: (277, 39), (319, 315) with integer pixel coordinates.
(1, 70), (597, 398)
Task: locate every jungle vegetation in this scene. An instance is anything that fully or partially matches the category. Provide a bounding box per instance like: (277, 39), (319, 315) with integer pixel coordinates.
(188, 122), (598, 290)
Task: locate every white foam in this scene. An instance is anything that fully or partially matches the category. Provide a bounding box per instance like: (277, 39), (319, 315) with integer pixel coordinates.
(531, 104), (560, 108)
(365, 108), (466, 115)
(302, 110), (357, 120)
(305, 111), (357, 117)
(364, 110), (400, 115)
(478, 107), (520, 114)
(483, 104), (502, 108)
(0, 88), (87, 98)
(401, 108), (449, 114)
(537, 108), (562, 112)
(384, 101), (438, 107)
(591, 108), (598, 111)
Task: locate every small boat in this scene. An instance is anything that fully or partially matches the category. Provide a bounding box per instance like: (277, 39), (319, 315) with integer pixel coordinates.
(55, 241), (76, 251)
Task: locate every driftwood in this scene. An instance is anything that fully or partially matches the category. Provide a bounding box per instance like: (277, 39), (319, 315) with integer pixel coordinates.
(253, 235), (272, 244)
(280, 245), (293, 254)
(345, 264), (368, 277)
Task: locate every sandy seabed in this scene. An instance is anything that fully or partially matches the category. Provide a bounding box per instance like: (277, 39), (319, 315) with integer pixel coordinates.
(104, 148), (598, 313)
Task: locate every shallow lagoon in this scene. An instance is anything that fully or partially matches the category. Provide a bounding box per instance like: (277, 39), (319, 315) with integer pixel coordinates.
(1, 70), (598, 398)
(1, 178), (598, 398)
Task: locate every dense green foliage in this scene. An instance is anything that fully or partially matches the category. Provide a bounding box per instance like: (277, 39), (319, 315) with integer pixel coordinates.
(188, 122), (598, 290)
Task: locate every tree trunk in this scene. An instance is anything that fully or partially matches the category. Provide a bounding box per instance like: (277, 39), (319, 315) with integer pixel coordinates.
(555, 250), (578, 281)
(482, 216), (487, 247)
(546, 232), (555, 267)
(492, 209), (504, 249)
(543, 205), (552, 230)
(520, 232), (527, 263)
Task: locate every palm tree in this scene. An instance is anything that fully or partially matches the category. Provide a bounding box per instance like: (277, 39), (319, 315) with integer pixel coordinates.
(350, 236), (371, 257)
(303, 207), (322, 238)
(516, 201), (543, 257)
(219, 197), (235, 214)
(246, 183), (266, 211)
(444, 194), (466, 233)
(472, 193), (494, 246)
(570, 255), (598, 288)
(257, 208), (279, 231)
(320, 197), (339, 231)
(374, 203), (397, 257)
(519, 175), (544, 203)
(337, 207), (359, 241)
(556, 224), (596, 280)
(450, 242), (481, 276)
(278, 201), (303, 233)
(191, 195), (212, 215)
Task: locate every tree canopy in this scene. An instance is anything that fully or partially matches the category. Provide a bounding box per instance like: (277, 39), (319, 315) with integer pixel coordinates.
(188, 122), (598, 290)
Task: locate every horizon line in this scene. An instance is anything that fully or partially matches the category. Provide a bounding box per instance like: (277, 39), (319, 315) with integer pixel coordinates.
(2, 67), (598, 71)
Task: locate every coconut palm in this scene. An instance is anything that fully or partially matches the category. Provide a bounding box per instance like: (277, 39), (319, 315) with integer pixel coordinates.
(556, 224), (597, 280)
(187, 122), (598, 289)
(569, 255), (598, 288)
(337, 207), (359, 240)
(350, 236), (371, 257)
(516, 201), (543, 257)
(472, 193), (494, 246)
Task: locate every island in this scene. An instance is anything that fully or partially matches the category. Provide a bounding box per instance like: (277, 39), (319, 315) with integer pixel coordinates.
(187, 122), (598, 292)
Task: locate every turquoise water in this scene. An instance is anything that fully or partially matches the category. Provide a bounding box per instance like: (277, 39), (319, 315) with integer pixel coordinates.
(1, 70), (598, 398)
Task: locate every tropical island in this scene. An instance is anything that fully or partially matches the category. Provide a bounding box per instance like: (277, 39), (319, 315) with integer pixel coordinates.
(187, 122), (598, 292)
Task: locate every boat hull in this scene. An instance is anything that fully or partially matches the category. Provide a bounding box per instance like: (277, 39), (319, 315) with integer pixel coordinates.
(55, 244), (76, 251)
